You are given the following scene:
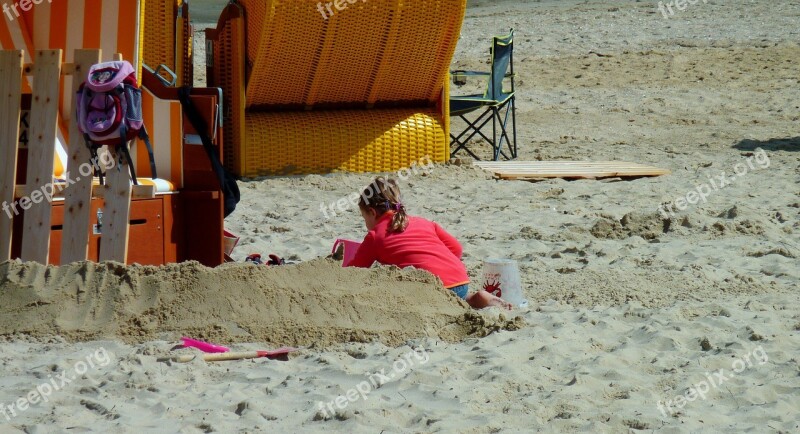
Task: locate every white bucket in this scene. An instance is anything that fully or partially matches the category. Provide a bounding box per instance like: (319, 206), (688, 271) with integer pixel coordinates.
(481, 258), (528, 308)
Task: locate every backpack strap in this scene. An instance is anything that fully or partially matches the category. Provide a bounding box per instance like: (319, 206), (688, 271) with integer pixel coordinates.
(177, 86), (240, 218)
(118, 124), (139, 185)
(84, 133), (105, 185)
(137, 126), (158, 180)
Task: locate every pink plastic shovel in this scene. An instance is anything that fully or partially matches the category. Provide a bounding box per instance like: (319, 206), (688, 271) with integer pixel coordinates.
(181, 337), (230, 353)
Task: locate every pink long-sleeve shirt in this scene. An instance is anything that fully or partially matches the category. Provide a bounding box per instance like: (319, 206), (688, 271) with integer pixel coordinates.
(348, 212), (470, 288)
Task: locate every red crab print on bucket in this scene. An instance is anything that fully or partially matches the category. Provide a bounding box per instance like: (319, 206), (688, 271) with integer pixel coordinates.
(483, 276), (502, 297)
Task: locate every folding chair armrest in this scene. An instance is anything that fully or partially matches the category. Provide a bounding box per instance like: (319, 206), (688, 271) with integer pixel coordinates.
(451, 70), (491, 86)
(450, 71), (491, 76)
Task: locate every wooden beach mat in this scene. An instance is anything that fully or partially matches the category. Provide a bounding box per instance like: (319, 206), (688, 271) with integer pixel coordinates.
(473, 161), (670, 180)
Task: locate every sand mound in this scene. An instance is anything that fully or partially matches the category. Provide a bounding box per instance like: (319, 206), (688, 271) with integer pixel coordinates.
(0, 259), (519, 347)
(590, 212), (670, 240)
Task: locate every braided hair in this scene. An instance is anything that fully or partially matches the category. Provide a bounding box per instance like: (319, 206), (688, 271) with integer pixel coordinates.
(358, 177), (408, 233)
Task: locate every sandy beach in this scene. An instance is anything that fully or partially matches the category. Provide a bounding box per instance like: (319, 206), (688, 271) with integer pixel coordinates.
(1, 0), (799, 432)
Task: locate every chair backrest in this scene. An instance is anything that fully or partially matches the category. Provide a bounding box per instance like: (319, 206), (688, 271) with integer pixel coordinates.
(240, 0), (466, 109)
(132, 84), (184, 188)
(486, 30), (514, 102)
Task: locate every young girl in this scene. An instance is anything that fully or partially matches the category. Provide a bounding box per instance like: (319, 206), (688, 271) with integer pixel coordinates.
(348, 177), (512, 310)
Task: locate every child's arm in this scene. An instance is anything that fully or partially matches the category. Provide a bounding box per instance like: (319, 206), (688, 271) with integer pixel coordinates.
(434, 223), (463, 259)
(347, 233), (378, 268)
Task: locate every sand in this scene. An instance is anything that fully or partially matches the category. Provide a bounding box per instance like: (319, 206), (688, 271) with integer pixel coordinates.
(1, 0), (799, 432)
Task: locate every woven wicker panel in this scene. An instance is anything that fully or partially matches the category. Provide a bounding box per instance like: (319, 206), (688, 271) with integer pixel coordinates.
(143, 0), (175, 71)
(241, 0), (326, 107)
(143, 0), (193, 85)
(239, 0), (465, 108)
(368, 0), (466, 104)
(179, 1), (193, 86)
(211, 7), (246, 175)
(306, 1), (393, 106)
(242, 108), (448, 177)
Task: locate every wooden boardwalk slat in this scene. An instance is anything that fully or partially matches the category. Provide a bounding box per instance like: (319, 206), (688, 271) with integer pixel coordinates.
(474, 160), (670, 180)
(20, 50), (62, 264)
(0, 51), (23, 262)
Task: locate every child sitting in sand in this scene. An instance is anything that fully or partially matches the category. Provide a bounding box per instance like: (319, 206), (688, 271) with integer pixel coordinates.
(348, 177), (512, 310)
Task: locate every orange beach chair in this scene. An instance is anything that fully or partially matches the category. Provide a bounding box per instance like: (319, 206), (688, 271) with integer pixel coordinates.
(0, 0), (227, 266)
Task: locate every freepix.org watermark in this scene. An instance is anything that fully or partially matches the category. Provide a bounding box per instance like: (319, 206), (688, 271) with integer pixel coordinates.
(2, 152), (115, 220)
(0, 347), (112, 421)
(2, 0), (52, 22)
(316, 347), (429, 419)
(316, 0), (366, 20)
(657, 148), (769, 218)
(319, 155), (434, 220)
(657, 0), (709, 19)
(656, 346), (768, 417)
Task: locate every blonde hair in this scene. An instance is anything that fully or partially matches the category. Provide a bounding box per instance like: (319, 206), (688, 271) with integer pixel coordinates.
(358, 177), (408, 233)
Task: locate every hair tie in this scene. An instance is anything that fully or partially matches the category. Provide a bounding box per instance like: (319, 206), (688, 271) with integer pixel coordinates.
(394, 202), (403, 212)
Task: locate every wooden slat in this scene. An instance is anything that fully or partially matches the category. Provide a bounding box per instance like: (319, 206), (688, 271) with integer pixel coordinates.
(24, 62), (75, 76)
(61, 49), (102, 264)
(482, 166), (666, 171)
(0, 51), (24, 262)
(475, 163), (666, 169)
(20, 50), (62, 264)
(15, 184), (68, 200)
(496, 170), (667, 175)
(474, 161), (670, 180)
(94, 184), (155, 200)
(98, 147), (132, 263)
(19, 181), (153, 202)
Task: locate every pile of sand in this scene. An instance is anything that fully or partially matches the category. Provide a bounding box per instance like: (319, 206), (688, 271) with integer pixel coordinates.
(0, 259), (521, 347)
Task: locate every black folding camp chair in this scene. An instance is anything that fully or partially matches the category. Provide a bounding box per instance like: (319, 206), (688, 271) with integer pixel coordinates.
(450, 29), (517, 161)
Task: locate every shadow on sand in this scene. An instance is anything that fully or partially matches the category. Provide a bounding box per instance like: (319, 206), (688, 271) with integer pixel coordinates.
(733, 136), (800, 152)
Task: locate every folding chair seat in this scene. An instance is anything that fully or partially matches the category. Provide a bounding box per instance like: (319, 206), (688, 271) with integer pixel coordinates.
(450, 30), (518, 161)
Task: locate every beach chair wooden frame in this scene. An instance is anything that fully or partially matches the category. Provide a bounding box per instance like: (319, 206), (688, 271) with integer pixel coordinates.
(1, 49), (226, 267)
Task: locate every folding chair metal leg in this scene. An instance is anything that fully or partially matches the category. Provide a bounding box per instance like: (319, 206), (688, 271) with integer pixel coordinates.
(492, 107), (499, 160)
(451, 109), (496, 160)
(450, 97), (517, 161)
(510, 96), (517, 158)
(496, 101), (514, 160)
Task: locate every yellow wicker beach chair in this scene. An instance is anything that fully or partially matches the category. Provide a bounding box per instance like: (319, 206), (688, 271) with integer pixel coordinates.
(143, 0), (193, 86)
(205, 0), (467, 177)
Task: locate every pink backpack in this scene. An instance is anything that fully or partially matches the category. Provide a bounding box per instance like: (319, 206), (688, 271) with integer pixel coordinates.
(76, 60), (156, 184)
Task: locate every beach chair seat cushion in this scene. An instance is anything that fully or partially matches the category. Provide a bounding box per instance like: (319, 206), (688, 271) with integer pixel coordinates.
(241, 108), (447, 176)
